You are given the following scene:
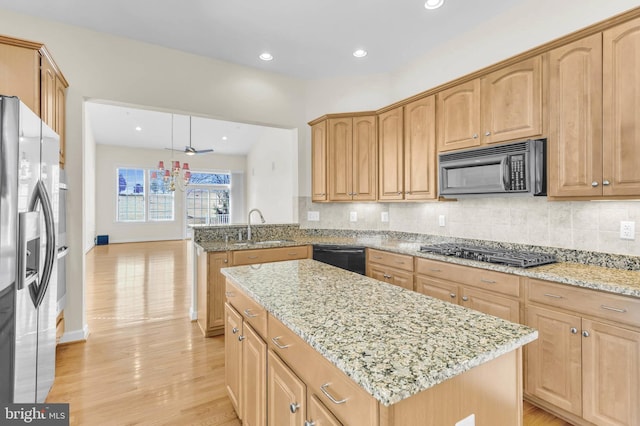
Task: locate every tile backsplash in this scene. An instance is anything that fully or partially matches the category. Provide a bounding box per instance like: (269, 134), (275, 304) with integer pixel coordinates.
(298, 197), (640, 257)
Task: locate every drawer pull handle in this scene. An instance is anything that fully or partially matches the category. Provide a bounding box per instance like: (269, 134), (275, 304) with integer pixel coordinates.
(244, 309), (258, 318)
(395, 260), (405, 264)
(248, 255), (259, 259)
(232, 327), (239, 334)
(373, 256), (383, 259)
(429, 268), (441, 272)
(320, 383), (347, 405)
(225, 291), (235, 298)
(450, 293), (456, 299)
(383, 274), (392, 279)
(543, 293), (563, 299)
(289, 402), (300, 413)
(600, 305), (627, 314)
(271, 336), (291, 349)
(480, 279), (496, 284)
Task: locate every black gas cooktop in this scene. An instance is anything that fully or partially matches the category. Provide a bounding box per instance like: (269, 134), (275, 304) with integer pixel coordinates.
(418, 243), (557, 268)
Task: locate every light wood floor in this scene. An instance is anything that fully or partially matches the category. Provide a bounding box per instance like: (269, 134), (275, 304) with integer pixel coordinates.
(46, 240), (572, 425)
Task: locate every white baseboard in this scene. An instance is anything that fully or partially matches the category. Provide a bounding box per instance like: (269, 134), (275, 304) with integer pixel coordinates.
(59, 324), (90, 344)
(190, 308), (197, 321)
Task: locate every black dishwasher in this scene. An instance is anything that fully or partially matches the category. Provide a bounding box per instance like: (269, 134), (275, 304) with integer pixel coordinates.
(312, 244), (366, 275)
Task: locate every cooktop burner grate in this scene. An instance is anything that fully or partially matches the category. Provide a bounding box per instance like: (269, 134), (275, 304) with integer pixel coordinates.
(418, 243), (557, 268)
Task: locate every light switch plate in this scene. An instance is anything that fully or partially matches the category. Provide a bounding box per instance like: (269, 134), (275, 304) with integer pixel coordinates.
(381, 212), (389, 222)
(307, 211), (320, 221)
(620, 221), (635, 240)
(349, 211), (357, 222)
(438, 215), (446, 227)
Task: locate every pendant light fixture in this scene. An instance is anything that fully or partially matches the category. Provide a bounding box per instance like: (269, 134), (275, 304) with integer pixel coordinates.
(155, 114), (191, 192)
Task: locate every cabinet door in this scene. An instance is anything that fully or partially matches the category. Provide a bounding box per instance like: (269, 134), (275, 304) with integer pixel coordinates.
(352, 115), (377, 201)
(40, 54), (56, 129)
(547, 34), (603, 197)
(196, 248), (209, 334)
(378, 107), (404, 200)
(208, 252), (229, 330)
(0, 43), (40, 114)
(327, 118), (353, 201)
(307, 394), (343, 426)
(414, 275), (458, 304)
(481, 56), (542, 144)
(389, 268), (414, 290)
(55, 75), (67, 168)
(436, 79), (481, 152)
(460, 287), (520, 323)
(582, 319), (640, 426)
(404, 95), (436, 200)
(225, 303), (243, 418)
(268, 351), (306, 426)
(525, 305), (582, 416)
(603, 17), (640, 196)
(311, 121), (327, 201)
(242, 323), (267, 426)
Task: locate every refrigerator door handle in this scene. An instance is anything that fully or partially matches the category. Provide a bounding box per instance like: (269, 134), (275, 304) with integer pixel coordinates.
(27, 180), (56, 309)
(17, 211), (40, 291)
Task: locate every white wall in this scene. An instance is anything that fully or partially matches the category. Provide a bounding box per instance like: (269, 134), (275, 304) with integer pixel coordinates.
(95, 144), (246, 243)
(246, 127), (297, 224)
(83, 108), (96, 253)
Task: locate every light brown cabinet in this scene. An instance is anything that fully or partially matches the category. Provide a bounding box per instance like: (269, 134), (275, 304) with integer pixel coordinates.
(231, 245), (310, 266)
(378, 96), (437, 201)
(224, 303), (243, 417)
(196, 249), (229, 336)
(366, 249), (414, 290)
(327, 115), (377, 201)
(436, 56), (542, 152)
(311, 120), (328, 201)
(267, 350), (306, 426)
(0, 36), (68, 168)
(414, 257), (522, 323)
(525, 278), (640, 426)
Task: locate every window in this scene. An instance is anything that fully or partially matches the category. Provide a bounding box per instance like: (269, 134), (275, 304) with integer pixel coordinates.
(148, 170), (174, 221)
(117, 168), (145, 222)
(186, 172), (231, 226)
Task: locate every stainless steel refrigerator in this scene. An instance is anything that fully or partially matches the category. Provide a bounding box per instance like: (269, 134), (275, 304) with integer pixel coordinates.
(0, 95), (60, 403)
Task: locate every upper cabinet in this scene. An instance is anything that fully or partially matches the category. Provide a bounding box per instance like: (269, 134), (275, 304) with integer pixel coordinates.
(0, 36), (68, 168)
(437, 56), (542, 152)
(549, 16), (640, 199)
(378, 96), (437, 201)
(602, 16), (640, 197)
(311, 120), (327, 202)
(327, 115), (377, 201)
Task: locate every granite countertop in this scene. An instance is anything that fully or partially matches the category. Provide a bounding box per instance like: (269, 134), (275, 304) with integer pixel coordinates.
(197, 237), (640, 298)
(221, 259), (537, 406)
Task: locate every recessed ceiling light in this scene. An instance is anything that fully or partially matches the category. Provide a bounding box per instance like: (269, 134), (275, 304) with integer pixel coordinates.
(424, 0), (444, 9)
(353, 49), (368, 58)
(259, 52), (273, 61)
(135, 126), (142, 132)
(222, 136), (228, 141)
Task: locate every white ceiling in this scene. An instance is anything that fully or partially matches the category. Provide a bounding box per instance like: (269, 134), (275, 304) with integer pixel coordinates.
(0, 0), (529, 154)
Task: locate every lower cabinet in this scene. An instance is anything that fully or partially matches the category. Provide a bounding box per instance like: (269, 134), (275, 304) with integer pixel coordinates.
(366, 249), (414, 290)
(197, 248), (229, 336)
(525, 278), (640, 426)
(267, 350), (306, 426)
(414, 258), (522, 323)
(242, 323), (267, 426)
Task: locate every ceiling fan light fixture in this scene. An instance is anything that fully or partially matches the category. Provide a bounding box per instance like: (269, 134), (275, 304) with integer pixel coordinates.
(424, 0), (444, 9)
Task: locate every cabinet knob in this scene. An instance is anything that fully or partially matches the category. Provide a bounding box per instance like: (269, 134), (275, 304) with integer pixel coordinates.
(238, 335), (246, 341)
(397, 191), (402, 195)
(232, 327), (239, 334)
(406, 191), (411, 195)
(582, 330), (590, 338)
(591, 181), (599, 187)
(462, 296), (469, 302)
(289, 402), (300, 413)
(304, 421), (316, 426)
(603, 180), (610, 186)
(450, 293), (456, 299)
(570, 327), (578, 334)
(472, 133), (478, 139)
(485, 131), (491, 136)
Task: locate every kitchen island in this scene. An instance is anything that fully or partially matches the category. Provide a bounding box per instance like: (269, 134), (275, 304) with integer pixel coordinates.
(221, 259), (537, 426)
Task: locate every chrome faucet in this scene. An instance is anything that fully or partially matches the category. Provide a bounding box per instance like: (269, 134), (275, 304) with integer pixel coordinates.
(247, 208), (265, 241)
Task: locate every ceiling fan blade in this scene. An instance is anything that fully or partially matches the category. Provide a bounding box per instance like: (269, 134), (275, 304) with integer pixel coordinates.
(165, 147), (184, 152)
(194, 149), (214, 154)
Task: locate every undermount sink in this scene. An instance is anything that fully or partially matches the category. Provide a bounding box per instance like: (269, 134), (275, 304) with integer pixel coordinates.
(253, 239), (295, 245)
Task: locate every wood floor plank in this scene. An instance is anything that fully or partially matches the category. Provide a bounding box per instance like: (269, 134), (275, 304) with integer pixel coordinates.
(46, 240), (568, 425)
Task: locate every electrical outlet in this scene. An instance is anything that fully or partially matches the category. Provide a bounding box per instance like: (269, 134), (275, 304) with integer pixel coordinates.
(381, 212), (389, 222)
(438, 215), (446, 227)
(620, 221), (635, 240)
(349, 211), (358, 222)
(307, 211), (320, 221)
(455, 414), (475, 426)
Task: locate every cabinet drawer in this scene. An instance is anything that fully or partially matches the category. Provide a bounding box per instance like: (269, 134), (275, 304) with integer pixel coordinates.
(268, 315), (378, 426)
(415, 258), (520, 297)
(368, 249), (414, 272)
(527, 278), (640, 328)
(226, 279), (267, 338)
(232, 245), (310, 266)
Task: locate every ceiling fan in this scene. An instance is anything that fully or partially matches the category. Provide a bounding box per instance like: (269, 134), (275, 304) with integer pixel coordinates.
(166, 115), (214, 156)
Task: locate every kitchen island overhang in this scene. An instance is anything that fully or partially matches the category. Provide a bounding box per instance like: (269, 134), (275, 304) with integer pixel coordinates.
(222, 259), (538, 425)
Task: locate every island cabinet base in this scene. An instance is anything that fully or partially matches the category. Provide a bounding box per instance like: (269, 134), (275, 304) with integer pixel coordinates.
(379, 348), (523, 426)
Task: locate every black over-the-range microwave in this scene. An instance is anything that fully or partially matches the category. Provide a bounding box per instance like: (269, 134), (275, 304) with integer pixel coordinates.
(438, 139), (546, 198)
